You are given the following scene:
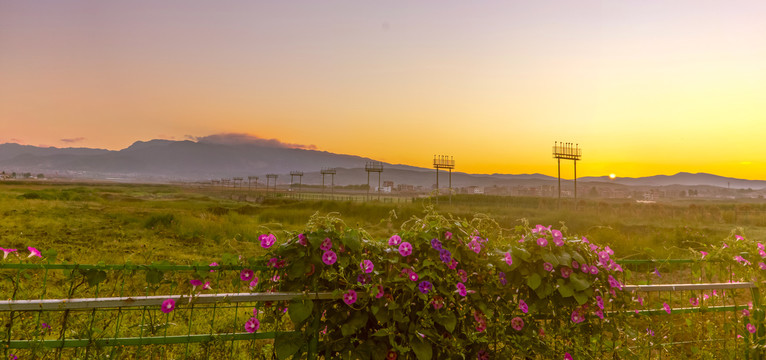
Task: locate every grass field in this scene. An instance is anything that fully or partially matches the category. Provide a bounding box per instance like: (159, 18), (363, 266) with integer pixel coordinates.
(1, 180), (765, 265)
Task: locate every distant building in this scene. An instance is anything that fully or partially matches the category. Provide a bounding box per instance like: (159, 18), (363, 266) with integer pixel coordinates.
(383, 180), (394, 188)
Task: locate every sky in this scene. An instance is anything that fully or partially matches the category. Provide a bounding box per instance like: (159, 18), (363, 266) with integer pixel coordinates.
(2, 1), (766, 179)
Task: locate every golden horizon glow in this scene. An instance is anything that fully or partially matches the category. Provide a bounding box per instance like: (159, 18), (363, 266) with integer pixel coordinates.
(2, 1), (766, 180)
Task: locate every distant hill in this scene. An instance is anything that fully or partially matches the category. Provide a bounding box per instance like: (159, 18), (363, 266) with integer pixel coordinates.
(1, 140), (764, 190)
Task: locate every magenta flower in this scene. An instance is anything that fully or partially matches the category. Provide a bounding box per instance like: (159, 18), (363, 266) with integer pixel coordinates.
(598, 251), (609, 264)
(203, 281), (212, 290)
(760, 250), (766, 258)
(259, 234), (276, 248)
(388, 235), (402, 246)
(736, 235), (744, 241)
(398, 242), (412, 257)
(608, 275), (622, 290)
(161, 298), (176, 313)
(743, 309), (751, 317)
(561, 267), (572, 279)
(209, 262), (218, 272)
(360, 259), (374, 273)
(449, 259), (458, 270)
(511, 316), (524, 331)
(298, 233), (308, 246)
(189, 279), (203, 287)
(647, 328), (655, 336)
(760, 242), (765, 251)
(748, 323), (757, 334)
(543, 262), (553, 272)
(468, 238), (481, 254)
(456, 282), (467, 297)
(572, 260), (579, 269)
(596, 295), (604, 310)
(477, 349), (490, 360)
(320, 238), (332, 251)
(663, 303), (671, 314)
(504, 252), (513, 266)
(690, 297), (699, 306)
(700, 251), (708, 259)
(498, 271), (507, 286)
(1, 248), (17, 259)
(536, 237), (548, 247)
(595, 309), (604, 319)
(240, 269), (254, 281)
(519, 299), (528, 313)
(343, 289), (357, 305)
(551, 229), (563, 241)
(445, 231), (452, 240)
(27, 247), (42, 258)
(431, 238), (442, 250)
(458, 269), (468, 282)
(249, 278), (259, 289)
(322, 250), (337, 265)
(580, 264), (590, 274)
(590, 266), (598, 275)
(589, 244), (599, 252)
(245, 317), (260, 333)
(564, 353), (573, 360)
(553, 238), (565, 247)
(409, 271), (419, 282)
(571, 309), (584, 323)
(431, 297), (444, 310)
(375, 285), (384, 299)
(439, 249), (452, 264)
(605, 245), (614, 255)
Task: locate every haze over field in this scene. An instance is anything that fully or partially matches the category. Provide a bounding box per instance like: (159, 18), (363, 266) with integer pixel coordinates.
(2, 1), (766, 179)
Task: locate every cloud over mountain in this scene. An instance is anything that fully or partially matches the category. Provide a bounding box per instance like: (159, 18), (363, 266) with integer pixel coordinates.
(60, 137), (86, 143)
(186, 133), (317, 150)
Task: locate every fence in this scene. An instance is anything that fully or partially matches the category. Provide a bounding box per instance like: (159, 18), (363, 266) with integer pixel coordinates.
(1, 259), (763, 359)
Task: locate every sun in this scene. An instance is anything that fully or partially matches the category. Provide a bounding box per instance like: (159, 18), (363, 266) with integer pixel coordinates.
(609, 173), (616, 179)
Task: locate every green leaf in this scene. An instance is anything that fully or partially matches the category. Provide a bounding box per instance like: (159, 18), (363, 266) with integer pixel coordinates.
(556, 252), (572, 267)
(288, 299), (313, 326)
(573, 290), (589, 305)
(411, 337), (433, 360)
(435, 312), (457, 332)
(542, 253), (559, 267)
(146, 269), (163, 285)
(558, 284), (574, 298)
(275, 332), (303, 360)
(341, 311), (368, 337)
(569, 273), (591, 291)
(287, 262), (307, 279)
(571, 251), (586, 265)
(527, 273), (542, 290)
(85, 270), (107, 287)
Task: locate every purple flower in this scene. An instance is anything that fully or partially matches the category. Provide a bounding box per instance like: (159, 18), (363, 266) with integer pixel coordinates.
(431, 238), (442, 250)
(647, 328), (655, 336)
(245, 317), (260, 333)
(189, 279), (203, 287)
(608, 275), (622, 290)
(439, 249), (452, 264)
(360, 259), (374, 273)
(449, 259), (458, 270)
(388, 235), (402, 246)
(519, 299), (528, 313)
(398, 242), (412, 257)
(536, 238), (548, 247)
(320, 238), (332, 251)
(418, 281), (433, 294)
(343, 289), (357, 305)
(456, 282), (467, 297)
(322, 250), (337, 265)
(596, 295), (604, 310)
(41, 322), (50, 329)
(259, 234), (276, 248)
(468, 238), (481, 254)
(161, 298), (176, 313)
(571, 309), (584, 323)
(653, 267), (661, 277)
(458, 269), (468, 282)
(357, 274), (371, 285)
(240, 269), (254, 281)
(498, 271), (507, 286)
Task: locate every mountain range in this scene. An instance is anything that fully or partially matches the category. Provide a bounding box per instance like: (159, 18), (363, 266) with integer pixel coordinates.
(1, 140), (765, 190)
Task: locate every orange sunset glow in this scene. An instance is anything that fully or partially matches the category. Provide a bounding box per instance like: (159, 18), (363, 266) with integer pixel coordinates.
(2, 1), (766, 179)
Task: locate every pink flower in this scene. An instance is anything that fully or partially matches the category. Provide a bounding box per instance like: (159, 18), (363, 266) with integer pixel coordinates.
(608, 275), (622, 290)
(249, 278), (259, 289)
(543, 262), (553, 272)
(760, 263), (766, 271)
(468, 238), (481, 254)
(203, 281), (212, 290)
(743, 309), (751, 317)
(189, 279), (203, 287)
(1, 248), (17, 259)
(245, 317), (260, 333)
(445, 231), (452, 240)
(653, 267), (661, 277)
(259, 234), (276, 248)
(580, 264), (589, 273)
(551, 229), (563, 242)
(456, 282), (467, 297)
(663, 303), (671, 314)
(700, 251), (708, 259)
(647, 328), (655, 336)
(375, 285), (384, 299)
(388, 235), (402, 246)
(759, 242), (765, 251)
(736, 235), (744, 241)
(564, 353), (573, 360)
(240, 269), (254, 281)
(504, 252), (513, 266)
(537, 238), (548, 247)
(458, 269), (468, 282)
(605, 245), (613, 255)
(343, 289), (357, 305)
(571, 310), (584, 323)
(511, 316), (524, 331)
(449, 259), (458, 270)
(596, 295), (604, 310)
(519, 300), (528, 313)
(322, 250), (337, 265)
(598, 251), (609, 264)
(589, 266), (598, 275)
(561, 267), (572, 279)
(209, 262), (218, 272)
(398, 242), (412, 257)
(760, 250), (766, 258)
(690, 297), (699, 306)
(161, 298), (176, 313)
(747, 323), (757, 334)
(409, 271), (419, 282)
(27, 247), (42, 258)
(595, 309), (604, 319)
(360, 260), (374, 273)
(320, 238), (332, 251)
(297, 233), (308, 246)
(477, 349), (490, 360)
(572, 260), (579, 269)
(589, 244), (599, 252)
(431, 296), (444, 310)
